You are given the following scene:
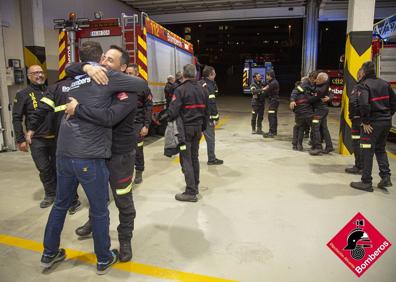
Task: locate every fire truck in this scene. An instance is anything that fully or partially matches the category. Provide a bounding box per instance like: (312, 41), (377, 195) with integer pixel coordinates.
(53, 12), (194, 132)
(242, 59), (273, 95)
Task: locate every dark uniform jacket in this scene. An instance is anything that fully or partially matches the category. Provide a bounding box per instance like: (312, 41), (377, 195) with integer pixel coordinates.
(310, 80), (330, 115)
(263, 78), (280, 102)
(358, 74), (396, 124)
(250, 80), (264, 105)
(348, 80), (364, 120)
(57, 71), (147, 159)
(164, 82), (175, 107)
(168, 79), (209, 128)
(199, 78), (219, 121)
(290, 84), (313, 118)
(12, 84), (55, 143)
(135, 88), (153, 128)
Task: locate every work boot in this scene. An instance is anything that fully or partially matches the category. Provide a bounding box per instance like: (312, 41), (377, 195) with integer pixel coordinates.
(256, 128), (263, 135)
(175, 193), (198, 202)
(40, 196), (55, 209)
(251, 127), (256, 134)
(292, 145), (298, 151)
(119, 240), (133, 262)
(350, 181), (373, 192)
(41, 248), (66, 269)
(322, 147), (335, 154)
(309, 148), (322, 156)
(68, 199), (82, 215)
(75, 220), (92, 237)
(207, 158), (224, 165)
(297, 144), (303, 151)
(377, 176), (392, 189)
(96, 249), (119, 275)
(133, 170), (143, 185)
(263, 132), (275, 138)
(345, 166), (362, 175)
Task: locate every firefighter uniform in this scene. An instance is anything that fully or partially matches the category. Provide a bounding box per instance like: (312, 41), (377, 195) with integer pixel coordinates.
(200, 78), (222, 164)
(133, 88), (153, 184)
(168, 79), (209, 201)
(250, 79), (265, 134)
(263, 77), (280, 137)
(291, 83), (313, 150)
(351, 74), (396, 190)
(12, 84), (57, 205)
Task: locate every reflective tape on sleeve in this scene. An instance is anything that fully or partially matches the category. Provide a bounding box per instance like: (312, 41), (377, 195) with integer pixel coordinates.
(209, 94), (216, 99)
(351, 135), (360, 140)
(137, 141), (144, 147)
(268, 110), (276, 114)
(116, 183), (133, 195)
(252, 111), (256, 114)
(180, 145), (186, 151)
(54, 105), (67, 112)
(40, 97), (55, 109)
(360, 144), (372, 149)
(312, 119), (320, 124)
(297, 86), (304, 92)
(210, 114), (219, 119)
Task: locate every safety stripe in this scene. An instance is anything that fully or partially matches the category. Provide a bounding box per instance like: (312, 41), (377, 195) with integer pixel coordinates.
(184, 104), (206, 109)
(312, 119), (320, 124)
(138, 51), (147, 66)
(243, 70), (248, 87)
(360, 144), (372, 149)
(250, 86), (256, 90)
(116, 183), (133, 195)
(118, 176), (132, 184)
(40, 97), (55, 109)
(210, 114), (219, 119)
(252, 111), (255, 114)
(295, 99), (308, 105)
(268, 110), (276, 114)
(138, 66), (148, 80)
(351, 129), (360, 133)
(297, 86), (304, 92)
(58, 30), (67, 80)
(180, 145), (186, 151)
(371, 95), (389, 102)
(351, 135), (360, 139)
(138, 36), (147, 51)
(209, 94), (216, 99)
(54, 105), (66, 112)
(201, 82), (207, 87)
(137, 141), (144, 147)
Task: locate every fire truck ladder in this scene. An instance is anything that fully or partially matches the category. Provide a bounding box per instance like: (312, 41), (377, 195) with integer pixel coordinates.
(121, 13), (139, 64)
(373, 13), (396, 40)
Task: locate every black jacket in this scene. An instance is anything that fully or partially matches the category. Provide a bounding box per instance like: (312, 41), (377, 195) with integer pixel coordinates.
(263, 78), (280, 101)
(135, 88), (153, 127)
(310, 80), (330, 114)
(199, 78), (219, 121)
(12, 84), (55, 143)
(57, 71), (147, 159)
(290, 85), (313, 118)
(348, 80), (364, 120)
(250, 80), (265, 105)
(28, 77), (74, 134)
(168, 79), (209, 128)
(164, 82), (175, 107)
(358, 75), (396, 124)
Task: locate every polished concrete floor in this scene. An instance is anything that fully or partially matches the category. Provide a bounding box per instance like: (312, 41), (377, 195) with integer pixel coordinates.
(0, 96), (395, 282)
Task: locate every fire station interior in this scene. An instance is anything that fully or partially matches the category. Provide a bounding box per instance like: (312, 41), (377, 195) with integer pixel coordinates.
(0, 0), (396, 281)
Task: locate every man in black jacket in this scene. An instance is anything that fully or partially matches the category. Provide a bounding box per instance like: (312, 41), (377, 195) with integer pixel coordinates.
(200, 66), (223, 165)
(12, 65), (57, 208)
(164, 75), (175, 108)
(168, 64), (209, 202)
(250, 73), (265, 134)
(350, 61), (396, 192)
(262, 70), (280, 138)
(41, 41), (147, 274)
(345, 68), (364, 174)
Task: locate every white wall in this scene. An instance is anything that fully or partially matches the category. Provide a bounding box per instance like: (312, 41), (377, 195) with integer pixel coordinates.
(42, 0), (136, 74)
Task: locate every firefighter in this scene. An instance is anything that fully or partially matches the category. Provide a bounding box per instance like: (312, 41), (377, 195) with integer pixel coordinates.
(345, 68), (364, 174)
(290, 77), (313, 151)
(66, 45), (146, 263)
(250, 73), (265, 134)
(262, 69), (280, 138)
(309, 72), (334, 155)
(200, 66), (223, 165)
(164, 75), (176, 108)
(12, 65), (58, 209)
(25, 72), (82, 214)
(350, 61), (396, 192)
(168, 64), (209, 202)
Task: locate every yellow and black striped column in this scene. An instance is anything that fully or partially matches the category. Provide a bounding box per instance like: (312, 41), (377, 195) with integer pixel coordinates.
(57, 31), (68, 79)
(242, 69), (248, 87)
(23, 46), (47, 76)
(339, 31), (372, 155)
(137, 27), (148, 81)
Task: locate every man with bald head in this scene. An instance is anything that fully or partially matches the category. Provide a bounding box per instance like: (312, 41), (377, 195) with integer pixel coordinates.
(12, 65), (57, 208)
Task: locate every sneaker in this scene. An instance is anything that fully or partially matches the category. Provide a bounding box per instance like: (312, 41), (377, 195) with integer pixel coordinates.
(322, 147), (335, 154)
(345, 166), (362, 175)
(207, 159), (224, 165)
(119, 241), (133, 262)
(377, 176), (392, 189)
(350, 181), (373, 192)
(309, 148), (322, 156)
(96, 249), (119, 275)
(175, 193), (198, 202)
(75, 220), (92, 237)
(40, 196), (55, 209)
(68, 200), (82, 215)
(263, 132), (275, 138)
(41, 248), (66, 269)
(133, 170), (143, 185)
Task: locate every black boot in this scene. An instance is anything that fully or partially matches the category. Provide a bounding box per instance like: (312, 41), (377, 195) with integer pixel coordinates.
(75, 220), (92, 237)
(119, 240), (133, 262)
(350, 181), (373, 192)
(133, 170), (143, 184)
(175, 193), (198, 202)
(377, 176), (392, 189)
(309, 148), (322, 156)
(345, 166), (362, 175)
(256, 127), (263, 135)
(263, 132), (275, 138)
(40, 196), (55, 209)
(297, 144), (303, 151)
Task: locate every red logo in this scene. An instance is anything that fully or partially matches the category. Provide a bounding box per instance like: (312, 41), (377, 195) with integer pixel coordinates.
(117, 92), (128, 101)
(327, 212), (391, 277)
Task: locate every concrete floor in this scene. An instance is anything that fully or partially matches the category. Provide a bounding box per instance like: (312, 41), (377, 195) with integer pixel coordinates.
(0, 96), (395, 282)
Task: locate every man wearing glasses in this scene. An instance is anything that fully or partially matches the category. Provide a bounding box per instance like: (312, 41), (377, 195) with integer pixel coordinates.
(12, 65), (57, 208)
